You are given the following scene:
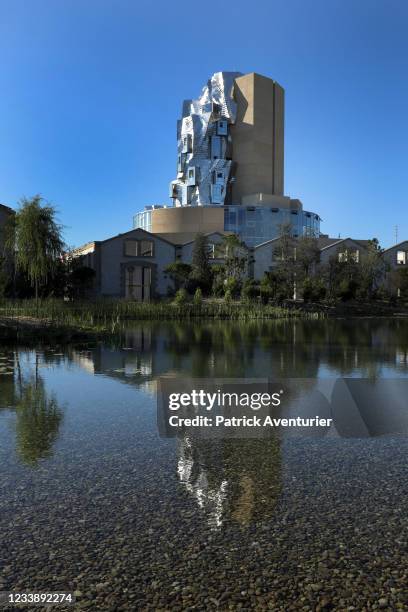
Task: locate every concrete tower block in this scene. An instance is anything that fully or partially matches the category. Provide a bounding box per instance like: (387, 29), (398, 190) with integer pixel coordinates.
(231, 73), (285, 202)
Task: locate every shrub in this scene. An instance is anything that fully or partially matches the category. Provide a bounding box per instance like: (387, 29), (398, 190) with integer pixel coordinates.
(260, 286), (274, 305)
(224, 277), (241, 298)
(337, 278), (358, 301)
(302, 277), (326, 303)
(193, 287), (202, 306)
(242, 279), (259, 302)
(212, 271), (226, 297)
(260, 271), (292, 304)
(164, 262), (192, 291)
(224, 289), (232, 304)
(190, 234), (212, 294)
(173, 288), (189, 305)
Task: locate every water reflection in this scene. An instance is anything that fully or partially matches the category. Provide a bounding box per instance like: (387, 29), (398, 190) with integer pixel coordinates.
(0, 351), (63, 466)
(1, 319), (408, 608)
(177, 436), (282, 529)
(1, 318), (408, 521)
(78, 318), (408, 382)
(14, 378), (62, 466)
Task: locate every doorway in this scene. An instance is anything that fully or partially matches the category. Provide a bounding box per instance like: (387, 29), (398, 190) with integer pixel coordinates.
(125, 266), (151, 301)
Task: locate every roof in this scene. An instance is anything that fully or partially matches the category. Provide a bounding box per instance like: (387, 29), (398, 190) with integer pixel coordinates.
(100, 227), (177, 246)
(254, 235), (373, 252)
(383, 240), (408, 252)
(317, 236), (344, 249)
(0, 203), (14, 214)
(75, 227), (178, 252)
(155, 231), (232, 246)
(253, 237), (281, 250)
(72, 241), (96, 255)
(319, 237), (372, 251)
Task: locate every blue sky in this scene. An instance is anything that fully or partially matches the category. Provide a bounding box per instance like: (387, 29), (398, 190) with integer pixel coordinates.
(1, 0), (407, 248)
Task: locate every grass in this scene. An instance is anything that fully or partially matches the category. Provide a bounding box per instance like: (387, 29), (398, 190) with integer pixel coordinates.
(0, 298), (322, 333)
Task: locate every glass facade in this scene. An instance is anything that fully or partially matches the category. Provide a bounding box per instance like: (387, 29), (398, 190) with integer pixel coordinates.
(224, 206), (320, 247)
(133, 205), (321, 248)
(133, 209), (152, 232)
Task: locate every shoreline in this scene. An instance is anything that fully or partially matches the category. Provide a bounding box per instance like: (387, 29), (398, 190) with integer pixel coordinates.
(1, 300), (408, 342)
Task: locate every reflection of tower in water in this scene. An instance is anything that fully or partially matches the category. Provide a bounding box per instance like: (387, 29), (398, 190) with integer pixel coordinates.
(177, 435), (282, 530)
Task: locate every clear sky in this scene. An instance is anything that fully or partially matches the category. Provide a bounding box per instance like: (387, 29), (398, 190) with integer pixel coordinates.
(1, 0), (407, 248)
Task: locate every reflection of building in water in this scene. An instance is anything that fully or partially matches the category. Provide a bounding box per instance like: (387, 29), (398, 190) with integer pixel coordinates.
(0, 350), (17, 409)
(72, 327), (158, 384)
(396, 348), (407, 367)
(69, 319), (408, 388)
(176, 435), (282, 530)
(178, 437), (228, 529)
(71, 351), (95, 374)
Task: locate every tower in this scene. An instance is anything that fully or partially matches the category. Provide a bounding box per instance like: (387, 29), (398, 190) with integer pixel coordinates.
(133, 71), (320, 245)
(169, 71), (285, 208)
(231, 72), (284, 201)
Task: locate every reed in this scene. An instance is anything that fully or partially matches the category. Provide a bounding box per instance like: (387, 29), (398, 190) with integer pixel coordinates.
(0, 298), (323, 331)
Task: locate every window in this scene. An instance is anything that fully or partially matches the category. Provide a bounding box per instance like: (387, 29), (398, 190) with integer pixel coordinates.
(187, 167), (197, 186)
(125, 240), (138, 256)
(177, 154), (185, 174)
(216, 120), (228, 136)
(211, 184), (223, 204)
(182, 134), (192, 153)
(211, 136), (222, 159)
(169, 182), (178, 198)
(124, 239), (154, 257)
(397, 250), (406, 265)
(209, 242), (225, 259)
(338, 250), (359, 263)
(182, 184), (192, 205)
(140, 241), (153, 257)
(274, 249), (285, 262)
(214, 171), (224, 185)
(352, 250), (360, 263)
(207, 243), (216, 259)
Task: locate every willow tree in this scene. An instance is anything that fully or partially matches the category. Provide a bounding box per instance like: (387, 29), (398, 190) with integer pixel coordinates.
(7, 195), (64, 300)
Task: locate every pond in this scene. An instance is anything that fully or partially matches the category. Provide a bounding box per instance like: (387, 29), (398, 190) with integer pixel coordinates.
(0, 318), (407, 610)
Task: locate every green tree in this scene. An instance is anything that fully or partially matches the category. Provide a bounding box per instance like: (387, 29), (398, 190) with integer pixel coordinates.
(324, 252), (361, 301)
(211, 264), (226, 297)
(271, 224), (297, 301)
(302, 277), (326, 302)
(260, 269), (292, 304)
(68, 265), (95, 299)
(190, 233), (212, 293)
(173, 288), (189, 305)
(391, 268), (408, 300)
(6, 195), (64, 300)
(358, 239), (387, 299)
(164, 261), (192, 291)
(193, 287), (203, 306)
(219, 234), (249, 281)
(0, 256), (12, 297)
(211, 234), (250, 299)
(296, 236), (321, 279)
(242, 278), (259, 302)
